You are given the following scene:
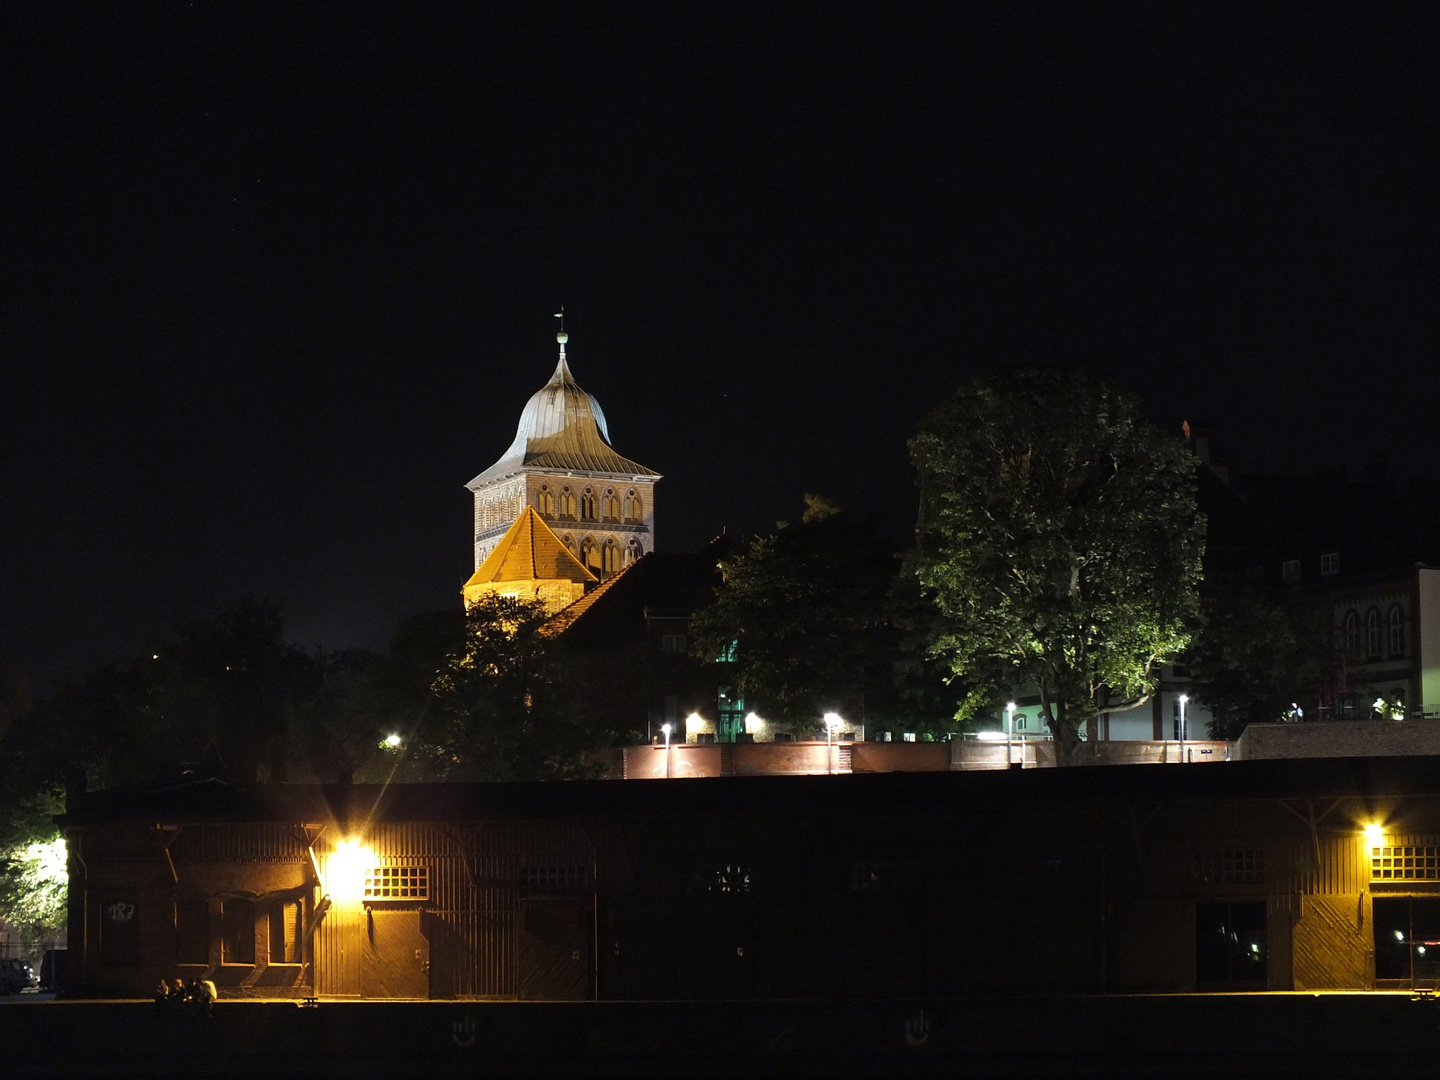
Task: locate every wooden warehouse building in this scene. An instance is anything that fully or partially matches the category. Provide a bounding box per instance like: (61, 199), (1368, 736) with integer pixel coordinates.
(58, 757), (1440, 1000)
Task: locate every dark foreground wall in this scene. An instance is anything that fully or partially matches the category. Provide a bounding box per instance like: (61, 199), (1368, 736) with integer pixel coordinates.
(8, 995), (1440, 1079)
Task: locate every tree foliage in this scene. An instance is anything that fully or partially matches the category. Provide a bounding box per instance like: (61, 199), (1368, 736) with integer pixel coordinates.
(907, 368), (1205, 763)
(423, 594), (628, 780)
(1188, 588), (1334, 739)
(689, 495), (918, 733)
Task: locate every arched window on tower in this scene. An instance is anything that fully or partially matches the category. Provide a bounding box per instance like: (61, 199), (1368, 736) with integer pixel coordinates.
(536, 486), (555, 517)
(562, 534), (578, 558)
(1366, 608), (1382, 659)
(1343, 610), (1360, 657)
(559, 488), (577, 519)
(580, 488), (597, 521)
(603, 488), (620, 521)
(623, 490), (641, 523)
(1389, 604), (1405, 657)
(625, 538), (642, 566)
(580, 537), (600, 573)
(602, 539), (620, 575)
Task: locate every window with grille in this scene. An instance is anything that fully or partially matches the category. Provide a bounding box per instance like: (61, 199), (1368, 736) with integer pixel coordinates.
(1372, 846), (1440, 880)
(1282, 559), (1301, 583)
(363, 866), (429, 900)
(519, 865), (587, 897)
(1193, 849), (1266, 884)
(1320, 552), (1340, 576)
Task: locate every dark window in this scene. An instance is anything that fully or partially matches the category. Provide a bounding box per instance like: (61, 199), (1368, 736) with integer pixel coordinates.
(519, 866), (587, 898)
(1373, 897), (1440, 983)
(268, 900), (301, 963)
(222, 899), (255, 964)
(175, 899), (209, 964)
(687, 864), (751, 895)
(1389, 605), (1405, 657)
(1320, 552), (1340, 576)
(1367, 608), (1383, 659)
(100, 898), (140, 967)
(1343, 611), (1360, 656)
(1195, 901), (1266, 986)
(1282, 559), (1301, 583)
(1193, 849), (1265, 885)
(851, 861), (920, 891)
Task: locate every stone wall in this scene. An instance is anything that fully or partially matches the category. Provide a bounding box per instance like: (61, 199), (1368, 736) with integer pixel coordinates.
(1237, 720), (1440, 760)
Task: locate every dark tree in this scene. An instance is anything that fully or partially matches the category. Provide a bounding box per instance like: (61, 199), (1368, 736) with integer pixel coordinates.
(907, 368), (1205, 764)
(689, 495), (901, 734)
(1189, 588), (1335, 739)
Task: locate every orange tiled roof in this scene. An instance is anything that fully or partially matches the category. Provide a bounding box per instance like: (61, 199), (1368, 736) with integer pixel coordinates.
(463, 506), (597, 589)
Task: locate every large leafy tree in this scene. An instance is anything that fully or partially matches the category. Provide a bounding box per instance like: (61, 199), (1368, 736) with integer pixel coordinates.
(689, 495), (911, 734)
(425, 594), (622, 780)
(907, 368), (1205, 764)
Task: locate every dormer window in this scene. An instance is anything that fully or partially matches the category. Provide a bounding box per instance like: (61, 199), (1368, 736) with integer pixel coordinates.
(1320, 552), (1340, 577)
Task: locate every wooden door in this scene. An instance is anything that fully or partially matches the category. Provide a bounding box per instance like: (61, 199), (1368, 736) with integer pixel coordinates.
(361, 909), (429, 999)
(518, 898), (590, 1000)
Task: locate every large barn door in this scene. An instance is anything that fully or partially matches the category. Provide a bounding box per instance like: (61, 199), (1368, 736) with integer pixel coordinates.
(315, 905), (362, 998)
(361, 909), (429, 998)
(518, 898), (590, 999)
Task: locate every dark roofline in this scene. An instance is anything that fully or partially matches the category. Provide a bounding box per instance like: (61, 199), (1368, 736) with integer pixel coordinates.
(58, 756), (1440, 829)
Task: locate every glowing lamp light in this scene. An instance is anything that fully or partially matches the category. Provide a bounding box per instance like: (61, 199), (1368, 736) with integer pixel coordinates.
(976, 731), (1007, 741)
(685, 712), (706, 737)
(383, 733), (402, 749)
(823, 712), (843, 733)
(1364, 823), (1385, 846)
(326, 839), (373, 903)
(744, 711), (763, 734)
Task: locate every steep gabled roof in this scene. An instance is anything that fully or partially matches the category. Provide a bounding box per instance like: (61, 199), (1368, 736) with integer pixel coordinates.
(463, 506), (597, 590)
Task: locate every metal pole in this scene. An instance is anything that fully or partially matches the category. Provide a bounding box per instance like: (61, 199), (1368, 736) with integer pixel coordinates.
(1178, 694), (1187, 765)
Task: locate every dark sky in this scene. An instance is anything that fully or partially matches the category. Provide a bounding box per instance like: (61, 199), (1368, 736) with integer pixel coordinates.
(3, 3), (1437, 684)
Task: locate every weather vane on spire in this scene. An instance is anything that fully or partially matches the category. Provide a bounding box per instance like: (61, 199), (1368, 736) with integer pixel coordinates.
(554, 306), (568, 357)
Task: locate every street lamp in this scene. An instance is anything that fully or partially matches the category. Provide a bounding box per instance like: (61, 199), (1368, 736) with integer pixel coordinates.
(823, 712), (843, 775)
(1178, 693), (1188, 763)
(661, 722), (672, 778)
(1005, 702), (1017, 769)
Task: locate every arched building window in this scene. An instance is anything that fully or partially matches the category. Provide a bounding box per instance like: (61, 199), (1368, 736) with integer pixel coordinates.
(603, 488), (620, 521)
(580, 488), (597, 521)
(623, 490), (641, 523)
(1366, 608), (1382, 659)
(562, 534), (578, 558)
(1343, 610), (1360, 657)
(580, 536), (600, 573)
(535, 486), (555, 517)
(625, 538), (642, 566)
(602, 539), (620, 574)
(559, 487), (577, 519)
(1389, 604), (1405, 657)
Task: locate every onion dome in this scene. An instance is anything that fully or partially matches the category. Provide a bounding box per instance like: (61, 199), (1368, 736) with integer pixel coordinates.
(467, 333), (659, 489)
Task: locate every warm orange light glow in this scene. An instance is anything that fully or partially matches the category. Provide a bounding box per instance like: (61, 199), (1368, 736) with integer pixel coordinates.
(326, 838), (373, 903)
(1363, 823), (1385, 846)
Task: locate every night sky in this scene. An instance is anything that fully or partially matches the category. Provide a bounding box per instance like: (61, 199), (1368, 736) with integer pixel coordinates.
(4, 4), (1437, 685)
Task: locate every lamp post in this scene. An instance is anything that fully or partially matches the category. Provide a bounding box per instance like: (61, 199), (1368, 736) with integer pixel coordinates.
(1006, 702), (1017, 769)
(1178, 693), (1188, 764)
(661, 722), (672, 778)
(823, 712), (842, 775)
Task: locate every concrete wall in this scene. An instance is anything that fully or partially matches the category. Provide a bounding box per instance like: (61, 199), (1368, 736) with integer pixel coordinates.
(1238, 720), (1440, 760)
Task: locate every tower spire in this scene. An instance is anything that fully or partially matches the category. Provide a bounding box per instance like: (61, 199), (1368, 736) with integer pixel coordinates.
(554, 306), (567, 363)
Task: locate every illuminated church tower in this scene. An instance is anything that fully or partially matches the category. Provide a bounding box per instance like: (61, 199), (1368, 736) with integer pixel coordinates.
(464, 325), (660, 587)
